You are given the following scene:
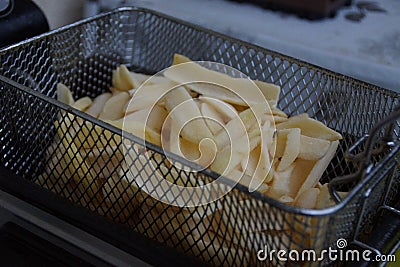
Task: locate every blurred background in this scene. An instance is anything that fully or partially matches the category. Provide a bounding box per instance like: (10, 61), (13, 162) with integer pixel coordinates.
(28, 0), (399, 92)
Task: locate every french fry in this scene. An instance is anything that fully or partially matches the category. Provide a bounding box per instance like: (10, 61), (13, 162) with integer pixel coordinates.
(277, 115), (342, 141)
(119, 105), (168, 133)
(168, 116), (181, 156)
(198, 96), (238, 123)
(279, 195), (294, 204)
(277, 128), (301, 171)
(254, 80), (281, 106)
(268, 163), (296, 199)
(165, 86), (213, 144)
(235, 127), (260, 154)
(57, 83), (74, 105)
(125, 81), (177, 114)
(298, 135), (331, 160)
(86, 92), (112, 118)
(170, 54), (281, 106)
(72, 96), (92, 111)
(210, 144), (244, 175)
(112, 65), (136, 91)
(241, 145), (259, 177)
(98, 91), (130, 120)
(80, 145), (123, 179)
(179, 137), (201, 162)
(227, 169), (269, 193)
(296, 141), (339, 200)
(112, 119), (162, 147)
(197, 138), (217, 168)
(315, 183), (335, 209)
(249, 132), (274, 191)
(200, 102), (225, 135)
(214, 105), (264, 150)
(295, 187), (320, 209)
(270, 106), (288, 118)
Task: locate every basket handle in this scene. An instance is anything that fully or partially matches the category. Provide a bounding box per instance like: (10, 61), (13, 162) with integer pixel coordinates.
(329, 106), (400, 203)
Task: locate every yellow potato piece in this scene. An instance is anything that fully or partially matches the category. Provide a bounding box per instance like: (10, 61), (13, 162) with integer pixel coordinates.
(110, 119), (161, 147)
(241, 143), (261, 178)
(298, 135), (331, 160)
(200, 102), (225, 135)
(159, 160), (205, 187)
(227, 169), (269, 193)
(268, 163), (296, 199)
(296, 140), (339, 200)
(255, 133), (274, 183)
(53, 120), (102, 202)
(98, 92), (130, 120)
(270, 106), (288, 118)
(72, 96), (92, 111)
(86, 93), (112, 118)
(168, 116), (181, 156)
(171, 136), (216, 169)
(268, 158), (316, 199)
(125, 81), (177, 114)
(261, 114), (287, 125)
(127, 71), (150, 87)
(277, 115), (342, 141)
(315, 183), (336, 209)
(214, 105), (264, 150)
(254, 80), (281, 105)
(210, 144), (243, 175)
(277, 128), (301, 171)
(165, 86), (213, 144)
(295, 187), (320, 209)
(171, 54), (281, 106)
(271, 130), (284, 159)
(62, 118), (121, 150)
(119, 105), (168, 134)
(112, 65), (135, 91)
(54, 113), (96, 150)
(235, 127), (261, 154)
(179, 137), (200, 162)
(81, 145), (123, 179)
(172, 53), (191, 65)
(279, 195), (294, 204)
(102, 171), (140, 222)
(123, 149), (212, 207)
(214, 198), (290, 234)
(197, 138), (217, 168)
(198, 96), (238, 123)
(56, 83), (74, 105)
(261, 120), (276, 155)
(166, 54), (271, 106)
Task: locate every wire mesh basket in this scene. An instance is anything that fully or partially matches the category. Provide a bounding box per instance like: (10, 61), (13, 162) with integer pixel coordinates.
(0, 7), (399, 266)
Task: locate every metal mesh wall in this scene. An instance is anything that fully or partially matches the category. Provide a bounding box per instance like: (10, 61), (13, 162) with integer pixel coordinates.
(0, 8), (399, 266)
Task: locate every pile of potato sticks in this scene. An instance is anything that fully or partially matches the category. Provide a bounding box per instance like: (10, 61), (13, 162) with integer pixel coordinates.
(37, 54), (343, 265)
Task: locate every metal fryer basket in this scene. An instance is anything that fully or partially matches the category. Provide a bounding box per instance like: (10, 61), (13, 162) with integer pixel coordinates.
(0, 7), (399, 266)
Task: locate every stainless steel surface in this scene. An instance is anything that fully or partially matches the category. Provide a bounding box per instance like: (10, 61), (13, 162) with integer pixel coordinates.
(0, 189), (151, 267)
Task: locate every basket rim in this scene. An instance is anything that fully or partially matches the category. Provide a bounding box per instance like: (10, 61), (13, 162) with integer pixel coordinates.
(0, 6), (399, 217)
